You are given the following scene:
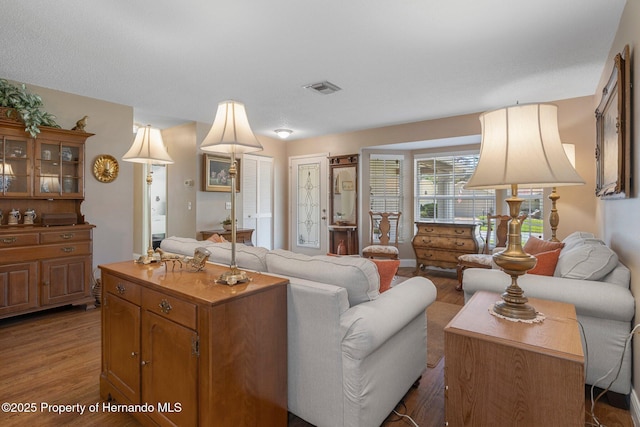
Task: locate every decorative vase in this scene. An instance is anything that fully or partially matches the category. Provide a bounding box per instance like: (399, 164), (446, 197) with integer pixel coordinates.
(223, 224), (232, 231)
(337, 239), (347, 255)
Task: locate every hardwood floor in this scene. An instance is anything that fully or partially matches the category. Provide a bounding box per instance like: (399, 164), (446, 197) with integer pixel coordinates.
(0, 267), (633, 426)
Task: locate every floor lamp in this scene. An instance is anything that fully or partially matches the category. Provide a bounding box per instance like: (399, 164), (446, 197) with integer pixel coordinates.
(200, 101), (263, 285)
(548, 143), (577, 242)
(465, 104), (584, 320)
(123, 125), (174, 264)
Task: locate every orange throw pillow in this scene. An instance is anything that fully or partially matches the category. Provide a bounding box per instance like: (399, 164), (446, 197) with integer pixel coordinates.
(523, 236), (564, 255)
(371, 259), (400, 293)
(528, 248), (562, 276)
(206, 233), (227, 243)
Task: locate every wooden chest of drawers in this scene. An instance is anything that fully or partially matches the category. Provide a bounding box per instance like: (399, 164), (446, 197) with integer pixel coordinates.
(412, 222), (479, 272)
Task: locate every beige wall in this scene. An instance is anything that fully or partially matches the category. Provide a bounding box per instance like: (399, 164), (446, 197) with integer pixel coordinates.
(26, 83), (135, 267)
(285, 96), (598, 258)
(594, 0), (640, 405)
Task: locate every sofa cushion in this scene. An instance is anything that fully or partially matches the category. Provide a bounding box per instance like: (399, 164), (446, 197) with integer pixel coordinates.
(266, 249), (380, 305)
(554, 242), (619, 281)
(528, 248), (561, 276)
(523, 236), (564, 255)
(370, 259), (400, 293)
(561, 231), (595, 252)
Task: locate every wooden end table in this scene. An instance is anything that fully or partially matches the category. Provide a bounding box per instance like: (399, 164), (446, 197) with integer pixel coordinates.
(444, 291), (584, 426)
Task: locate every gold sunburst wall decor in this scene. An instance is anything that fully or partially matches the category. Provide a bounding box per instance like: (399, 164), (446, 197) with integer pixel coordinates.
(93, 154), (119, 183)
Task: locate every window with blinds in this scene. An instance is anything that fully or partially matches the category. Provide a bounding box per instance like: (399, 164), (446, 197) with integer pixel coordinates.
(414, 154), (495, 223)
(369, 155), (403, 242)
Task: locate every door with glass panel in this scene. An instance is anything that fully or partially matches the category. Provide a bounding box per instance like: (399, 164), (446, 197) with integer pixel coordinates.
(289, 154), (328, 255)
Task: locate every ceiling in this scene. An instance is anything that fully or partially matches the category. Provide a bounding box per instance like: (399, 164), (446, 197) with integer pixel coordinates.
(0, 1), (626, 140)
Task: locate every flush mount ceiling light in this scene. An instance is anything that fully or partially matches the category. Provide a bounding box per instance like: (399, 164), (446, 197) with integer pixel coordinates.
(303, 80), (342, 95)
(274, 129), (293, 139)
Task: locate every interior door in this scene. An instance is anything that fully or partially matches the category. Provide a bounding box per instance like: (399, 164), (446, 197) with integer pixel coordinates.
(289, 154), (329, 255)
(242, 154), (274, 249)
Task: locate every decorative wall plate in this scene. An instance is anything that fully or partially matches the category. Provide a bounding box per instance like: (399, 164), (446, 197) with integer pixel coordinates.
(93, 154), (119, 183)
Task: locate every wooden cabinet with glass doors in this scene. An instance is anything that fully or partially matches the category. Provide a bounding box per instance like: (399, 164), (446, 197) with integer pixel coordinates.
(328, 154), (358, 255)
(0, 119), (94, 320)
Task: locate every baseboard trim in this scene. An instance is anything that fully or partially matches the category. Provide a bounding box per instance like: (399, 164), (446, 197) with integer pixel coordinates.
(630, 388), (639, 426)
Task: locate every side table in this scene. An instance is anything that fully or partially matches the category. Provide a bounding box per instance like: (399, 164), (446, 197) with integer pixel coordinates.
(444, 291), (584, 426)
(199, 228), (254, 245)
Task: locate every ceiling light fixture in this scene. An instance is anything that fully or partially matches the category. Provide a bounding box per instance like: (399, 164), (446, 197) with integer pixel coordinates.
(274, 129), (293, 139)
(303, 81), (342, 95)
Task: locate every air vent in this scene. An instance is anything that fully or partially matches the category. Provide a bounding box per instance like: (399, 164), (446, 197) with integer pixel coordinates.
(303, 81), (342, 95)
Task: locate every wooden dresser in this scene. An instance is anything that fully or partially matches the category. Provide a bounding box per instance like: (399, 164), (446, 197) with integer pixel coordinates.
(99, 260), (288, 427)
(411, 222), (479, 272)
(445, 291), (584, 426)
(199, 228), (254, 245)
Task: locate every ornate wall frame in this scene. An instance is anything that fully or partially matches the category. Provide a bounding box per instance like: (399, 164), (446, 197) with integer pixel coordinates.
(595, 44), (631, 199)
(202, 154), (240, 192)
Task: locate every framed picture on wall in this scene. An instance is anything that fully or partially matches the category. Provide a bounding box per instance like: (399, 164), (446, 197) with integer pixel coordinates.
(595, 44), (631, 199)
(202, 154), (240, 192)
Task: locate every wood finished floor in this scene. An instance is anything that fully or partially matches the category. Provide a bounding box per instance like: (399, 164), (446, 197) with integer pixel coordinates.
(0, 267), (633, 426)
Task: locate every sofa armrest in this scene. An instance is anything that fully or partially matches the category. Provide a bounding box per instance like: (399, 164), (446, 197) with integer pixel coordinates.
(340, 277), (437, 360)
(463, 268), (634, 322)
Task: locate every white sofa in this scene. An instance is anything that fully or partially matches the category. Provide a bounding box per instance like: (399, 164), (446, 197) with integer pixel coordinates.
(160, 237), (437, 426)
(462, 231), (634, 396)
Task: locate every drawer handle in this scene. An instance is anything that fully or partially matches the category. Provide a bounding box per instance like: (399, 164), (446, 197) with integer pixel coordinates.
(421, 238), (432, 244)
(425, 228), (434, 232)
(0, 237), (17, 244)
(60, 233), (74, 239)
(159, 299), (172, 314)
(116, 284), (126, 294)
(455, 242), (465, 246)
(141, 360), (151, 366)
(61, 247), (75, 253)
(455, 230), (464, 234)
(131, 352), (138, 358)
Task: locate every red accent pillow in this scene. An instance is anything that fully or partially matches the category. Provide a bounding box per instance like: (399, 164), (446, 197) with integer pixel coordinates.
(528, 248), (562, 276)
(370, 259), (401, 293)
(523, 236), (564, 255)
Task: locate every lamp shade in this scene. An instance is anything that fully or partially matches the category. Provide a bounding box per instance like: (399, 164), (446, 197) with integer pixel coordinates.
(123, 125), (174, 165)
(562, 143), (576, 168)
(465, 103), (584, 190)
(200, 101), (263, 154)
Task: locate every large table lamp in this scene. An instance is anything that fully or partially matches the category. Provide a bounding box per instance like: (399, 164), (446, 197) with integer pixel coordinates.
(123, 125), (174, 264)
(200, 100), (263, 285)
(465, 103), (584, 320)
(548, 143), (577, 242)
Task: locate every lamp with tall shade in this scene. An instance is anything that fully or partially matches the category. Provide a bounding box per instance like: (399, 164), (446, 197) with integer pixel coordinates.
(123, 125), (174, 264)
(548, 143), (577, 242)
(465, 103), (584, 320)
(200, 100), (263, 285)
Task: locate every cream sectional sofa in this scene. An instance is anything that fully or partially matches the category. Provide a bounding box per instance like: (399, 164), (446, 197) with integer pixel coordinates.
(462, 231), (634, 396)
(160, 237), (437, 427)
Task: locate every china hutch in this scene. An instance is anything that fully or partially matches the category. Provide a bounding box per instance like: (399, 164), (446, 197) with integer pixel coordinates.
(328, 154), (358, 255)
(0, 119), (95, 319)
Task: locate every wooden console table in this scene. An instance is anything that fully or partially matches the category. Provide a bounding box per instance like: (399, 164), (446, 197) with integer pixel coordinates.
(328, 225), (358, 255)
(199, 227), (254, 245)
(99, 260), (287, 426)
(444, 291), (584, 426)
(412, 222), (479, 272)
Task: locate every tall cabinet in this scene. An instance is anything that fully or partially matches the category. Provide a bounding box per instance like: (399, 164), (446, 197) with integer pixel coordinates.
(328, 154), (358, 255)
(0, 119), (94, 319)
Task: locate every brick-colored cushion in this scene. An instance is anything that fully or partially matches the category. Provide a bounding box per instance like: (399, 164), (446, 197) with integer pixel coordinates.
(528, 248), (562, 276)
(523, 236), (564, 255)
(370, 259), (400, 292)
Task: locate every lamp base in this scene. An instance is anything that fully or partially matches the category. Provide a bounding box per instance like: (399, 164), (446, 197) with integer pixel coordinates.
(216, 266), (250, 286)
(493, 299), (537, 320)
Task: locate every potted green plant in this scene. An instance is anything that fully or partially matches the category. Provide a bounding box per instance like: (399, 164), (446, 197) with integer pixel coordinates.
(221, 216), (233, 231)
(0, 78), (60, 137)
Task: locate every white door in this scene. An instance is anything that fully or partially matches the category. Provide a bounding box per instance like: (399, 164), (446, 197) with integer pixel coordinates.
(289, 154), (329, 255)
(242, 154), (273, 249)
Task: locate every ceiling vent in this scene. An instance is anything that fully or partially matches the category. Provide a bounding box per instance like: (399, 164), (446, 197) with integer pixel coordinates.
(303, 81), (342, 95)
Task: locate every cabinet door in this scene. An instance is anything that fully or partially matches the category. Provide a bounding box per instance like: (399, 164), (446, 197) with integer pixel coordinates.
(34, 140), (84, 198)
(142, 311), (198, 427)
(1, 136), (31, 197)
(104, 293), (141, 403)
(0, 262), (37, 317)
(40, 256), (91, 305)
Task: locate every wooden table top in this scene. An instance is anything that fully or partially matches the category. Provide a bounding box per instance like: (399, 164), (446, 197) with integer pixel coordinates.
(99, 260), (288, 307)
(445, 291), (583, 362)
